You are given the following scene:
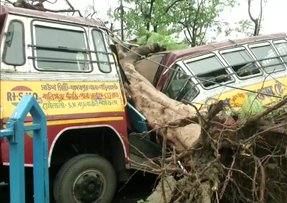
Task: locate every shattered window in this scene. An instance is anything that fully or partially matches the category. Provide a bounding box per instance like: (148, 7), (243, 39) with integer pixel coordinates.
(178, 79), (199, 102)
(186, 55), (232, 88)
(165, 66), (198, 101)
(221, 48), (261, 78)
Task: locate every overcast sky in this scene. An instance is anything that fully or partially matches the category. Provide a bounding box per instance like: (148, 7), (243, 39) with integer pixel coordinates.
(223, 0), (287, 34)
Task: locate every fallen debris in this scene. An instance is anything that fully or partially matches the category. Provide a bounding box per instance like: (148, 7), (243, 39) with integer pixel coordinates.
(117, 43), (287, 202)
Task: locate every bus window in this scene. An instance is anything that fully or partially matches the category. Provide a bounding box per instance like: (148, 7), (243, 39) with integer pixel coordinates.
(33, 25), (90, 72)
(165, 66), (189, 99)
(92, 29), (111, 73)
(274, 41), (287, 64)
(177, 79), (199, 102)
(3, 20), (25, 66)
(250, 44), (285, 74)
(164, 65), (198, 101)
(221, 48), (261, 78)
(186, 55), (232, 88)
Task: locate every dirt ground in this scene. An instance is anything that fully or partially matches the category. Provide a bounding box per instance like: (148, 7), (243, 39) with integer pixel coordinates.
(0, 171), (157, 203)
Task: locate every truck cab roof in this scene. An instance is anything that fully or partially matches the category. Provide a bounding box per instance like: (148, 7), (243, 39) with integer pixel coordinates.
(0, 5), (105, 28)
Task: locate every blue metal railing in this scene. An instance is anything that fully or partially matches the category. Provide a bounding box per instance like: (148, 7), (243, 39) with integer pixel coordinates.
(0, 95), (49, 203)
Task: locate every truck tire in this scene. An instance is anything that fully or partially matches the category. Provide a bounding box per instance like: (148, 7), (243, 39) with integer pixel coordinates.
(53, 154), (116, 203)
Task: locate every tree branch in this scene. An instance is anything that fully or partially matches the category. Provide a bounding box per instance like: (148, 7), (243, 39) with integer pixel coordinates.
(165, 0), (183, 13)
(248, 0), (263, 36)
(8, 0), (83, 17)
(243, 97), (287, 128)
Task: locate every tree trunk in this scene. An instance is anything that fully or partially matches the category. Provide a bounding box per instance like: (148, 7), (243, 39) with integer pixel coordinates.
(118, 44), (202, 150)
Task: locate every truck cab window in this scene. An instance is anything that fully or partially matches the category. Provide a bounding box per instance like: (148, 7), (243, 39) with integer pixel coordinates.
(221, 48), (260, 78)
(3, 20), (25, 65)
(164, 66), (198, 101)
(92, 29), (111, 73)
(274, 41), (287, 64)
(186, 55), (231, 88)
(33, 25), (90, 72)
(250, 44), (285, 73)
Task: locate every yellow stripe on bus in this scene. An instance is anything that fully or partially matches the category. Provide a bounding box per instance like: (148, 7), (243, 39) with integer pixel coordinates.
(24, 117), (124, 126)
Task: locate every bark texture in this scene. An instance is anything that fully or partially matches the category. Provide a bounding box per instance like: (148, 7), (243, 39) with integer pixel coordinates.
(118, 44), (201, 150)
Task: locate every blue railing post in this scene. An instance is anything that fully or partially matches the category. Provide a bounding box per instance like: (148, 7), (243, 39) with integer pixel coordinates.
(0, 95), (50, 203)
(30, 98), (49, 203)
(8, 118), (26, 203)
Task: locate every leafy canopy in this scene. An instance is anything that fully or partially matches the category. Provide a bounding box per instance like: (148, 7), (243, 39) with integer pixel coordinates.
(113, 0), (236, 47)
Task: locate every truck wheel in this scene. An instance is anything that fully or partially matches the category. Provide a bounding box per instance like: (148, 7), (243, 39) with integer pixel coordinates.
(53, 154), (116, 203)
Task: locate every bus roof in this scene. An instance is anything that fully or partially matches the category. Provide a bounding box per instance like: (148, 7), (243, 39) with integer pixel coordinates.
(0, 5), (105, 28)
(163, 33), (287, 67)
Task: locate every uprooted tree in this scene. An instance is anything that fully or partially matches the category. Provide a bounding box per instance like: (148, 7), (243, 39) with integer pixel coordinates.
(117, 43), (287, 203)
